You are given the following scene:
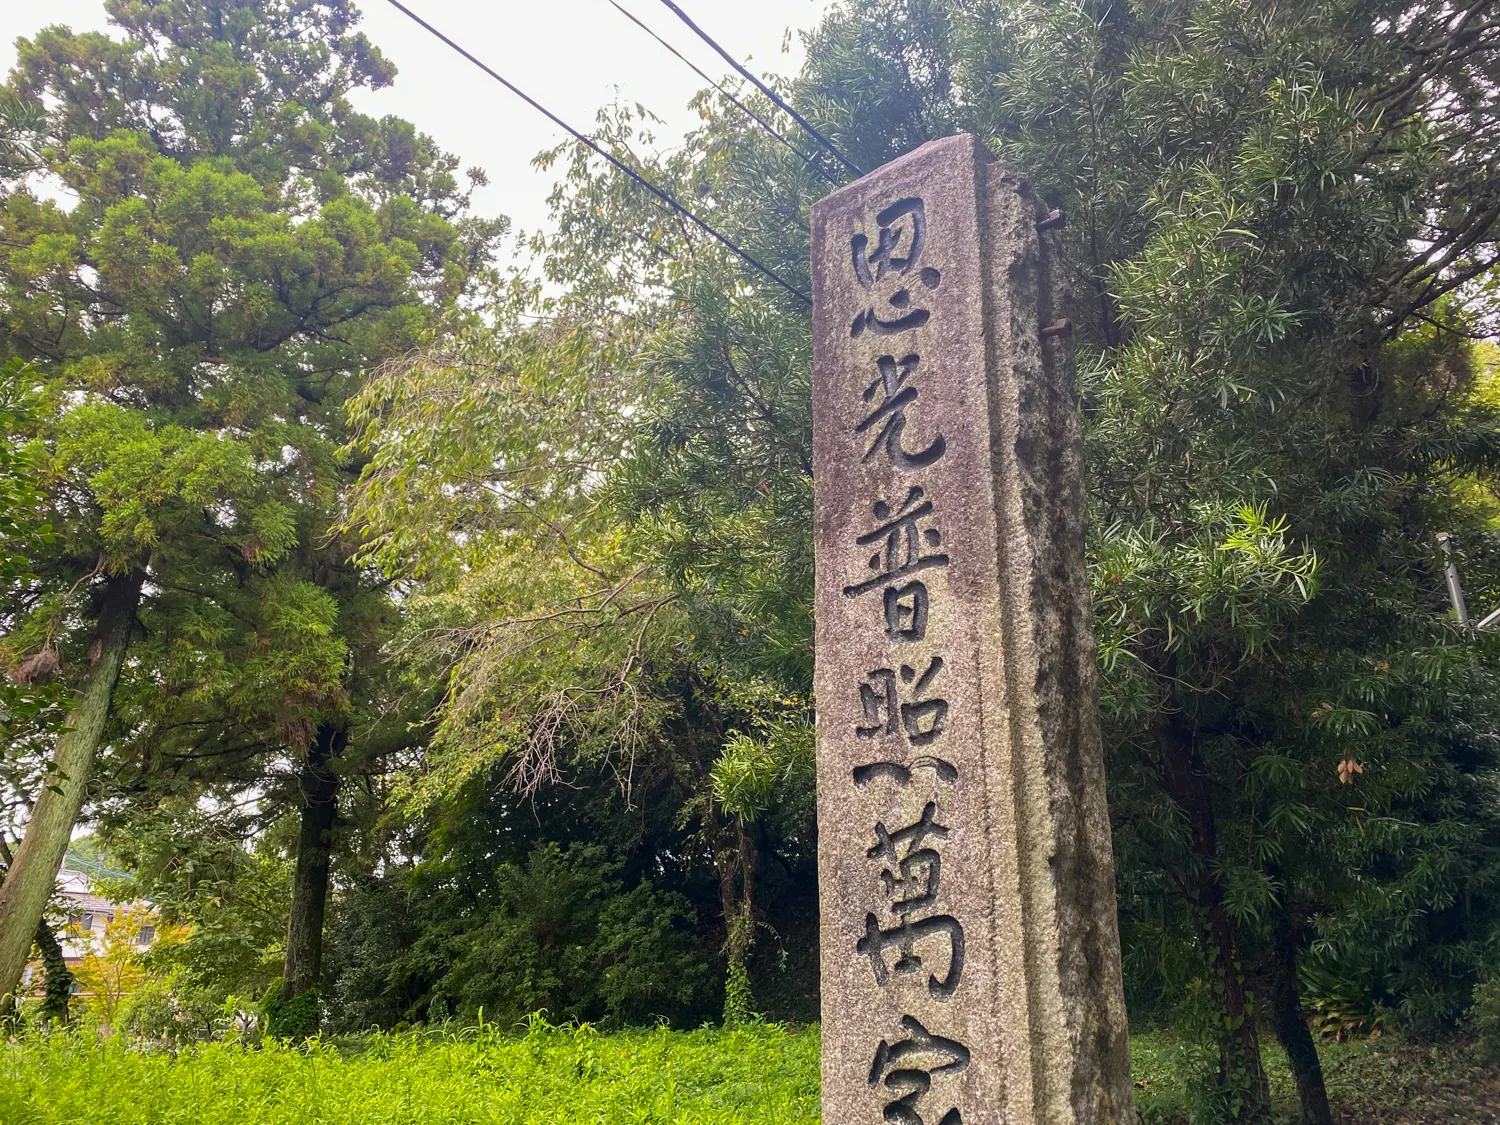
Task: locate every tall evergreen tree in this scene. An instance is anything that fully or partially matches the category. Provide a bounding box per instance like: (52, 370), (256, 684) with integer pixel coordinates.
(0, 0), (500, 1016)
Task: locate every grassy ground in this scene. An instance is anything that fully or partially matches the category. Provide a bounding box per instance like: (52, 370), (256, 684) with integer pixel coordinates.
(1, 1019), (1494, 1124)
(0, 1021), (821, 1125)
(1133, 1029), (1499, 1124)
(1311, 1038), (1500, 1124)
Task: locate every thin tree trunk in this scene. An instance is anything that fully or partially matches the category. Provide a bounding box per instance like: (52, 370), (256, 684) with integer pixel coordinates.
(0, 838), (74, 1024)
(0, 569), (143, 1016)
(675, 674), (757, 1023)
(1268, 902), (1333, 1125)
(719, 820), (758, 1024)
(279, 720), (345, 1000)
(1153, 710), (1272, 1122)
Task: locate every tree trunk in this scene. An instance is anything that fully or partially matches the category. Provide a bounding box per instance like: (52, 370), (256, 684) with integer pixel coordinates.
(719, 820), (758, 1025)
(674, 674), (758, 1024)
(1153, 710), (1272, 1122)
(0, 569), (143, 1016)
(279, 720), (345, 1000)
(0, 838), (73, 1024)
(1268, 902), (1334, 1125)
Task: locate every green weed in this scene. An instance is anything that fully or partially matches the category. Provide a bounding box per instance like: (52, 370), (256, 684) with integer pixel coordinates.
(0, 1019), (821, 1125)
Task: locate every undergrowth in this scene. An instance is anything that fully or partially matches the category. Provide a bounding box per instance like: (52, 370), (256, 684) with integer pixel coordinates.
(3, 1018), (1494, 1124)
(0, 1017), (821, 1125)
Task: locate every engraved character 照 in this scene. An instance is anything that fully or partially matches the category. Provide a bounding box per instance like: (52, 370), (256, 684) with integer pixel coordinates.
(855, 657), (948, 745)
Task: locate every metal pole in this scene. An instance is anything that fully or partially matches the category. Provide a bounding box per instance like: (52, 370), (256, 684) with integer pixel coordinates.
(1437, 532), (1470, 628)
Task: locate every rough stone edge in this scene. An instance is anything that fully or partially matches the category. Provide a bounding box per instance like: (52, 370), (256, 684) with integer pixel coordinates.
(976, 142), (1137, 1125)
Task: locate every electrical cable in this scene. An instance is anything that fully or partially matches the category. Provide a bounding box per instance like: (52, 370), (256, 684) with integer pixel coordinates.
(606, 0), (828, 181)
(655, 0), (864, 178)
(381, 0), (812, 307)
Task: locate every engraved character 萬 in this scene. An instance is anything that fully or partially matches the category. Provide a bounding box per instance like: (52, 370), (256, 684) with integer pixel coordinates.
(856, 801), (964, 998)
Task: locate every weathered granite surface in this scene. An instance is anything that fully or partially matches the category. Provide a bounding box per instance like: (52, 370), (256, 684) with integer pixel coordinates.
(810, 133), (1134, 1125)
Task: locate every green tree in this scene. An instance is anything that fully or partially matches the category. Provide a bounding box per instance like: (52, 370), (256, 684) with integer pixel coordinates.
(0, 0), (500, 1017)
(353, 3), (1500, 1119)
(804, 4), (1500, 1120)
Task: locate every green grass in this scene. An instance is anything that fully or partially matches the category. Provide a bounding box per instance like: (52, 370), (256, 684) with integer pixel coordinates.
(0, 1020), (821, 1125)
(4, 1021), (1495, 1124)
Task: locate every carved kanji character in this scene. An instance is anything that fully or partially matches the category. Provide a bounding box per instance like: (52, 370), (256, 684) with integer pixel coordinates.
(857, 354), (946, 471)
(844, 489), (948, 601)
(850, 198), (943, 339)
(868, 1015), (969, 1125)
(855, 657), (948, 746)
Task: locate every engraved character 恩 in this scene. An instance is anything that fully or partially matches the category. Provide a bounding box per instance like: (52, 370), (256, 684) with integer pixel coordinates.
(858, 353), (946, 471)
(850, 197), (943, 338)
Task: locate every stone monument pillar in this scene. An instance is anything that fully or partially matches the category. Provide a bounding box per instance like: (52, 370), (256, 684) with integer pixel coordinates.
(810, 133), (1134, 1125)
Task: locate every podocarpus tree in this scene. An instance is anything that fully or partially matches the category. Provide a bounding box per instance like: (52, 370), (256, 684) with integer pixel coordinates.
(806, 1), (1500, 1120)
(0, 0), (500, 1018)
(970, 2), (1500, 1119)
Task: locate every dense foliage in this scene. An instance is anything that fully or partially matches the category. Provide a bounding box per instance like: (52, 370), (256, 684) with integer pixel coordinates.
(2, 0), (1499, 1122)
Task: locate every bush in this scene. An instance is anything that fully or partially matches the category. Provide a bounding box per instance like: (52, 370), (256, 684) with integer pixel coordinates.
(330, 842), (714, 1031)
(117, 977), (223, 1047)
(263, 982), (321, 1041)
(1468, 976), (1500, 1062)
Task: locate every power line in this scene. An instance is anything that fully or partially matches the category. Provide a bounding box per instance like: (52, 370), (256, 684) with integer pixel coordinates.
(381, 0), (811, 307)
(607, 0), (828, 180)
(655, 0), (864, 179)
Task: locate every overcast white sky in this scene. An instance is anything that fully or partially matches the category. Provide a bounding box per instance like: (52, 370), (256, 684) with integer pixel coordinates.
(0, 0), (835, 237)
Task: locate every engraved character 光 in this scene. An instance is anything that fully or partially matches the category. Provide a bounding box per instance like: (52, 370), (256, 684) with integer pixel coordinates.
(857, 353), (946, 471)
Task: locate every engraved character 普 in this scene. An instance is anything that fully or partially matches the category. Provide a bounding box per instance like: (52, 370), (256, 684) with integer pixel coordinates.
(856, 801), (964, 998)
(851, 198), (944, 339)
(843, 488), (949, 613)
(868, 1014), (969, 1125)
(858, 353), (946, 471)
